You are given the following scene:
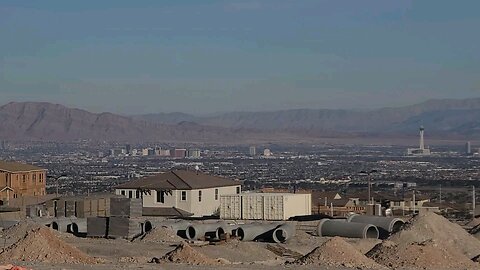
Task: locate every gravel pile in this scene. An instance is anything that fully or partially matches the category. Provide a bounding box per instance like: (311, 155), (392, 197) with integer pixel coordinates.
(156, 242), (228, 265)
(139, 226), (183, 243)
(367, 239), (478, 269)
(366, 212), (480, 269)
(292, 237), (385, 269)
(388, 212), (480, 258)
(0, 226), (96, 264)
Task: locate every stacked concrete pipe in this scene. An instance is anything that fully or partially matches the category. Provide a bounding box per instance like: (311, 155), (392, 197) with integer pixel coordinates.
(51, 217), (77, 233)
(69, 219), (87, 236)
(235, 223), (280, 242)
(317, 219), (379, 239)
(185, 221), (228, 241)
(347, 214), (404, 238)
(272, 222), (296, 243)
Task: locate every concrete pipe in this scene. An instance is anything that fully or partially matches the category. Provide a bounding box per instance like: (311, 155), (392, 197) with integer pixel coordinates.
(236, 223), (279, 242)
(317, 219), (379, 239)
(51, 218), (76, 233)
(70, 219), (87, 235)
(185, 222), (227, 240)
(142, 218), (169, 233)
(272, 223), (296, 243)
(347, 215), (404, 238)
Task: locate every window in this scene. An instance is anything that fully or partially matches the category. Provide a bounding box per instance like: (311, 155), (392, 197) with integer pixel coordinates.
(181, 191), (187, 201)
(33, 174), (36, 180)
(215, 189), (219, 200)
(136, 190), (140, 199)
(198, 190), (202, 202)
(236, 187), (240, 194)
(156, 190), (165, 203)
(121, 190), (125, 196)
(128, 190), (133, 198)
(22, 175), (26, 183)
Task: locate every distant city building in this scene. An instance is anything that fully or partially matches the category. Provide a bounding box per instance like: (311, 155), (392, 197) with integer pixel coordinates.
(158, 149), (171, 157)
(466, 141), (472, 155)
(142, 148), (149, 156)
(188, 149), (201, 158)
(0, 160), (47, 201)
(263, 148), (272, 157)
(125, 144), (131, 155)
(407, 126), (431, 156)
(148, 148), (156, 156)
(174, 149), (187, 159)
(110, 148), (126, 157)
(249, 146), (256, 156)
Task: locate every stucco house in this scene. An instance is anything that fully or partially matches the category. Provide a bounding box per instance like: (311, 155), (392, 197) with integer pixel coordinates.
(115, 170), (241, 217)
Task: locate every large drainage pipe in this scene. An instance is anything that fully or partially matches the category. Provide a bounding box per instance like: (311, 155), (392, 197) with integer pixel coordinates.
(347, 215), (404, 238)
(236, 223), (280, 242)
(185, 222), (227, 241)
(317, 219), (379, 239)
(272, 223), (296, 243)
(70, 219), (87, 235)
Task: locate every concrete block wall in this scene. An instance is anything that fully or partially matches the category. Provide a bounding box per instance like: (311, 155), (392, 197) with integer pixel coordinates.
(110, 198), (142, 217)
(87, 217), (109, 237)
(108, 216), (143, 239)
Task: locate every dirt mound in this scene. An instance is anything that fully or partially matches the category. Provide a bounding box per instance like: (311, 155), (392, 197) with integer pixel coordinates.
(140, 226), (183, 243)
(367, 239), (478, 269)
(157, 242), (227, 265)
(0, 226), (96, 264)
(389, 212), (480, 258)
(292, 237), (384, 269)
(198, 238), (278, 263)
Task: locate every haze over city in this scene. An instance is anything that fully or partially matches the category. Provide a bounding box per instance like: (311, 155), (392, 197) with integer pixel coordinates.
(1, 0), (480, 115)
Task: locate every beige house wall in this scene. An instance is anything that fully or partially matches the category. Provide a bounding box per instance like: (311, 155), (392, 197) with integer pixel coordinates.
(116, 185), (241, 217)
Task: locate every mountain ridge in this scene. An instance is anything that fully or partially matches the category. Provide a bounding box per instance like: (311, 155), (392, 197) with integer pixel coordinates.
(2, 98), (480, 143)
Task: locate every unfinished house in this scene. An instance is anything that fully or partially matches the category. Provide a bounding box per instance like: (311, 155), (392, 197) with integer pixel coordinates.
(115, 170), (241, 217)
(0, 160), (47, 203)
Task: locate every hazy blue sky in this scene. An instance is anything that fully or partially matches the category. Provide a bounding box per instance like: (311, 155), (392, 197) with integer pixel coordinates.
(1, 0), (479, 114)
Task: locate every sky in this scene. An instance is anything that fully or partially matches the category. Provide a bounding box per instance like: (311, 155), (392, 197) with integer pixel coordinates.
(1, 0), (479, 115)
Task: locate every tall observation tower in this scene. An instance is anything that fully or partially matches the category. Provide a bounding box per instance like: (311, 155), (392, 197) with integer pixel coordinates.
(407, 126), (431, 156)
(419, 126), (425, 150)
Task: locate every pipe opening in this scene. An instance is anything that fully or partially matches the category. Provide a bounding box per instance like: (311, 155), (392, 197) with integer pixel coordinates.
(73, 223), (80, 234)
(366, 226), (379, 239)
(237, 228), (245, 240)
(216, 227), (225, 239)
(392, 220), (404, 233)
(144, 221), (153, 233)
(186, 226), (196, 239)
(52, 222), (59, 231)
(274, 229), (287, 243)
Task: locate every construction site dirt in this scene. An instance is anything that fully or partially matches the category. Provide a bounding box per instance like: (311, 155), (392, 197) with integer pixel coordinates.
(1, 212), (480, 270)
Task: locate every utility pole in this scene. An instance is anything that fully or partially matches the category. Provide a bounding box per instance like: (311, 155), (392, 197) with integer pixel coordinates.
(412, 190), (416, 215)
(439, 184), (442, 204)
(473, 185), (476, 215)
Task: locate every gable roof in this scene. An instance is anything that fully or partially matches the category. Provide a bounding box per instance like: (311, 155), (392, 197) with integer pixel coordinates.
(0, 161), (46, 173)
(115, 170), (240, 190)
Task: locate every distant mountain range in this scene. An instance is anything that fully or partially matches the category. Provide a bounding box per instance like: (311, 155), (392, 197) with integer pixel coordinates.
(137, 98), (480, 138)
(1, 98), (480, 143)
